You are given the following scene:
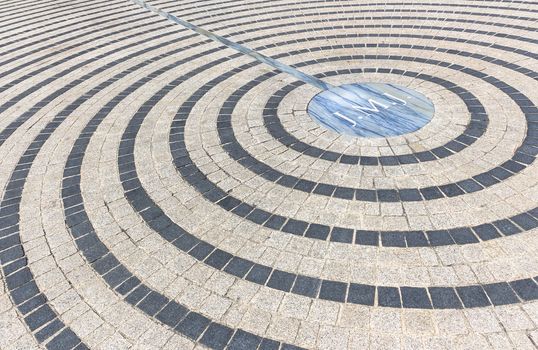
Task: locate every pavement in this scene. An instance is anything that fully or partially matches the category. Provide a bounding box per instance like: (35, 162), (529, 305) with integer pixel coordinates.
(1, 0), (538, 349)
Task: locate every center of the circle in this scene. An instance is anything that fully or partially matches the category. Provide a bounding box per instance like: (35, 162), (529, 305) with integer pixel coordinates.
(307, 83), (435, 137)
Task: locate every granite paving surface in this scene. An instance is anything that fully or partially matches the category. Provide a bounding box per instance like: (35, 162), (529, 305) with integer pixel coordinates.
(1, 0), (538, 349)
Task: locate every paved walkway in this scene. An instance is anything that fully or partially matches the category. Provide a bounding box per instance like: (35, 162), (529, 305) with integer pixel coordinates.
(1, 0), (538, 349)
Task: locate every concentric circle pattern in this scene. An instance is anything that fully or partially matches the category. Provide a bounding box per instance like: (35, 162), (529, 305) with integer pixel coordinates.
(1, 1), (538, 349)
